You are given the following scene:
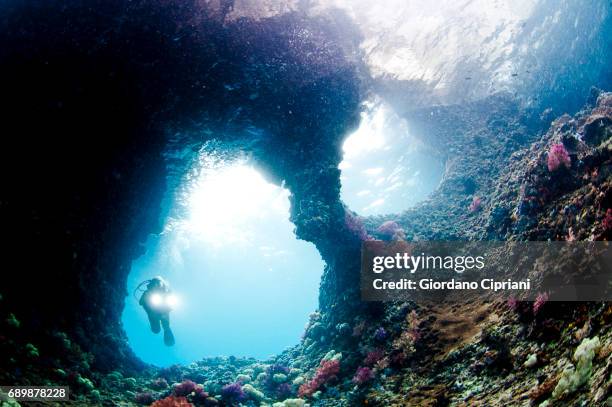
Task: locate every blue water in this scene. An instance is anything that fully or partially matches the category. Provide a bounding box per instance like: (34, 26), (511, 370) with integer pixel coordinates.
(122, 162), (324, 366)
(340, 100), (444, 215)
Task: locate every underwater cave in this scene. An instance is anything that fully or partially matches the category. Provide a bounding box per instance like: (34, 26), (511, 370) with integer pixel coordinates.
(2, 0), (612, 406)
(123, 152), (325, 365)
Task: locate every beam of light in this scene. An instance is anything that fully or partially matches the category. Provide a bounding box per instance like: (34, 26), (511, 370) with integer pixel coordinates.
(166, 294), (179, 308)
(341, 102), (388, 161)
(339, 99), (443, 214)
(122, 157), (325, 365)
(314, 0), (536, 88)
(185, 162), (289, 246)
(149, 293), (163, 307)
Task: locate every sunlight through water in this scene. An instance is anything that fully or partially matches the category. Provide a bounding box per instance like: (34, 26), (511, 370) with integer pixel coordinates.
(339, 100), (444, 215)
(122, 159), (324, 366)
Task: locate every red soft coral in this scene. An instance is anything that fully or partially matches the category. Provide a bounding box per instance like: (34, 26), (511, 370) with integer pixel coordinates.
(363, 349), (385, 366)
(298, 359), (340, 398)
(151, 396), (193, 407)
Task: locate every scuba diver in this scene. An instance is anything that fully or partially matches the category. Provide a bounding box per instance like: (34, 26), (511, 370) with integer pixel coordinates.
(134, 277), (176, 346)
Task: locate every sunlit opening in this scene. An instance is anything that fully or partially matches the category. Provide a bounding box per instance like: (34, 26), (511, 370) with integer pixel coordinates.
(122, 158), (324, 366)
(186, 164), (290, 246)
(339, 99), (444, 215)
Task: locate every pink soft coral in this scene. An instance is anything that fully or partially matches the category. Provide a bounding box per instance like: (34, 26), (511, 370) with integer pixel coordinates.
(547, 143), (571, 172)
(345, 210), (370, 241)
(151, 396), (193, 407)
(603, 208), (612, 230)
(533, 292), (549, 314)
(376, 220), (406, 240)
(352, 367), (375, 385)
(469, 196), (482, 212)
(363, 349), (385, 366)
(298, 359), (340, 398)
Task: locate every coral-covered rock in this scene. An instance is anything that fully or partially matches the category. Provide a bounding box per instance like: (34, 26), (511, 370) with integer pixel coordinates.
(551, 336), (601, 399)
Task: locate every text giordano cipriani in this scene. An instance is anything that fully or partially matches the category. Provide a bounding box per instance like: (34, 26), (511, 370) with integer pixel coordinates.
(371, 253), (531, 291)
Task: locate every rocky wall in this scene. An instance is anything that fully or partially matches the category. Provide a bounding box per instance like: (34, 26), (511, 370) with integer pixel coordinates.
(0, 0), (361, 380)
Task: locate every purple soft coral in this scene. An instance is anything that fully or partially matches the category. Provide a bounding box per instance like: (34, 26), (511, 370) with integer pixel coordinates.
(221, 382), (246, 404)
(276, 382), (293, 399)
(264, 364), (290, 391)
(374, 327), (387, 341)
(151, 377), (169, 390)
(173, 380), (202, 397)
(377, 220), (399, 235)
(267, 364), (290, 376)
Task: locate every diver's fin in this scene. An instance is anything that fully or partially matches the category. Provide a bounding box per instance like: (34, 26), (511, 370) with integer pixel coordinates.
(164, 327), (175, 346)
(148, 313), (161, 334)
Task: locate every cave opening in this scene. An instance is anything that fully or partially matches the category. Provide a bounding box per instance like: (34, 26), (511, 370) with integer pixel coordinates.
(339, 98), (444, 215)
(121, 152), (324, 366)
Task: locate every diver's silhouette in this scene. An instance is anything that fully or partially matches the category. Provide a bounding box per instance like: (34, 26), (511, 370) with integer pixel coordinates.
(135, 277), (175, 346)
